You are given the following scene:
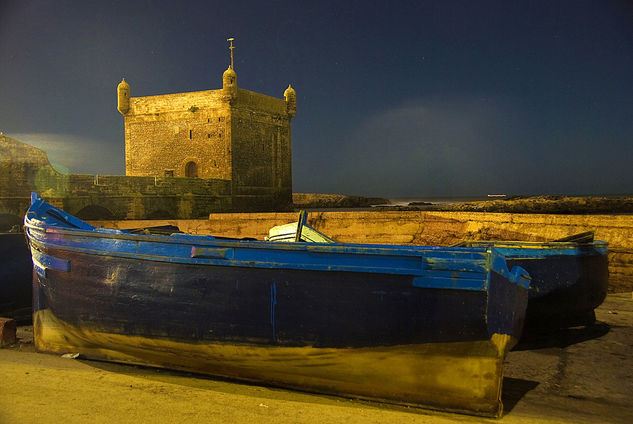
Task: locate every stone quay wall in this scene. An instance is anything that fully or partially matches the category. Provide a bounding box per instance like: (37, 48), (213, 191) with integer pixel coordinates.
(91, 210), (633, 293)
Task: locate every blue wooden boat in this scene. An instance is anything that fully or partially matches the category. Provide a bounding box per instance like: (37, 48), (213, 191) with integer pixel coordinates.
(24, 194), (530, 417)
(0, 232), (33, 321)
(455, 237), (608, 332)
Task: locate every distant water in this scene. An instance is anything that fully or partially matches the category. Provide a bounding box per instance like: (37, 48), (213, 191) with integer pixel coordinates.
(373, 197), (492, 207)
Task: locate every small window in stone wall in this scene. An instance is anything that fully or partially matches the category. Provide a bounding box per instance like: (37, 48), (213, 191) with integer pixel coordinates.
(189, 130), (193, 139)
(186, 161), (198, 178)
(165, 170), (174, 177)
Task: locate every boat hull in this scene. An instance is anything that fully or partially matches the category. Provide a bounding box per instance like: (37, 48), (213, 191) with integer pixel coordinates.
(34, 307), (513, 416)
(459, 241), (608, 331)
(508, 253), (608, 330)
(29, 244), (525, 417)
(25, 194), (530, 417)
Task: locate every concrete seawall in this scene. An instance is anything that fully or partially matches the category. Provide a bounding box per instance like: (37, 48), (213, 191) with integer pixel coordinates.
(91, 211), (633, 292)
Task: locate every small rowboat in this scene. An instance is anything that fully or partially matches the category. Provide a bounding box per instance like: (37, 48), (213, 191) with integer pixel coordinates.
(455, 234), (608, 332)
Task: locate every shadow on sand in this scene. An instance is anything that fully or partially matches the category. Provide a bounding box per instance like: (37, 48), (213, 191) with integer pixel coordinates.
(502, 377), (540, 414)
(514, 321), (611, 351)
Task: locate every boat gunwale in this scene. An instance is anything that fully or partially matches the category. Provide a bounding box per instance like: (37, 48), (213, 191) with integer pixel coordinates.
(23, 195), (531, 291)
(24, 218), (493, 259)
(459, 240), (608, 258)
(29, 238), (487, 281)
(461, 239), (608, 248)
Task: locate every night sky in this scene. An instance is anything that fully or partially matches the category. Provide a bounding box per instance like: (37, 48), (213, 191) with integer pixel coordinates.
(1, 0), (632, 198)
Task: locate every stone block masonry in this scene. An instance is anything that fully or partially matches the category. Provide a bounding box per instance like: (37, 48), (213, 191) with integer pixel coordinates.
(118, 58), (296, 209)
(0, 134), (289, 225)
(124, 89), (233, 180)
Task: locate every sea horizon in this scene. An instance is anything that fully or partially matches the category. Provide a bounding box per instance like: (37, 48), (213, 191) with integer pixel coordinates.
(380, 196), (492, 207)
(373, 193), (633, 208)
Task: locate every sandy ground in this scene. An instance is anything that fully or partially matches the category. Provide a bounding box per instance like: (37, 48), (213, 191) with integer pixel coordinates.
(1, 294), (631, 424)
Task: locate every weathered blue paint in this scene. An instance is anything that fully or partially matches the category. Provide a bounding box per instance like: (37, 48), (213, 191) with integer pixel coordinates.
(270, 282), (277, 342)
(32, 261), (44, 278)
(26, 195), (522, 291)
(31, 248), (70, 273)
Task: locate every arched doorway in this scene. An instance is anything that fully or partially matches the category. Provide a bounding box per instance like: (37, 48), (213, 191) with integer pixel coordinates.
(185, 161), (198, 178)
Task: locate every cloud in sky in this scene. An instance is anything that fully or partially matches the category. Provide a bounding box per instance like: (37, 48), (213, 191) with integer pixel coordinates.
(9, 133), (125, 176)
(298, 96), (534, 197)
(294, 92), (633, 198)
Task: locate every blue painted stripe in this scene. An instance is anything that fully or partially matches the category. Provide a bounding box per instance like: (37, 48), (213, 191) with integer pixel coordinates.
(270, 282), (277, 342)
(32, 259), (47, 278)
(27, 235), (516, 292)
(412, 276), (486, 290)
(28, 233), (492, 277)
(31, 249), (70, 272)
(490, 250), (531, 290)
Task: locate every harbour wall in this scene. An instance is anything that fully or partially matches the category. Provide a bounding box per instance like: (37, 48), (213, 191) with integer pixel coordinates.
(91, 211), (633, 293)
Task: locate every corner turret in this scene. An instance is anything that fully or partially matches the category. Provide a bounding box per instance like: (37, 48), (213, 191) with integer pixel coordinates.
(284, 84), (296, 118)
(222, 66), (237, 99)
(223, 38), (238, 99)
(117, 78), (130, 115)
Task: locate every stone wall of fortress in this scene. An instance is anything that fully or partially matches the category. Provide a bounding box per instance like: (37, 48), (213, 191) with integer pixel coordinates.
(91, 211), (633, 293)
(0, 135), (287, 228)
(120, 80), (294, 207)
(231, 89), (292, 195)
(124, 90), (232, 180)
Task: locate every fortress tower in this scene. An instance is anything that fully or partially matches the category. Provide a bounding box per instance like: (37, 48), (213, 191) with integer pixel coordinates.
(117, 39), (295, 208)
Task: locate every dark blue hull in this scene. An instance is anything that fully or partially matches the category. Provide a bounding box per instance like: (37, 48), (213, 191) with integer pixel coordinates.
(459, 240), (608, 331)
(32, 246), (526, 349)
(509, 253), (608, 330)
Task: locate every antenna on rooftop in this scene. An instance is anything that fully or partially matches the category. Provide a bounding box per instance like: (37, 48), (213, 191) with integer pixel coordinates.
(227, 38), (235, 69)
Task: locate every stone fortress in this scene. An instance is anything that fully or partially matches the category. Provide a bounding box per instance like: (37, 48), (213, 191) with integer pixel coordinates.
(0, 40), (296, 226)
(119, 39), (295, 200)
